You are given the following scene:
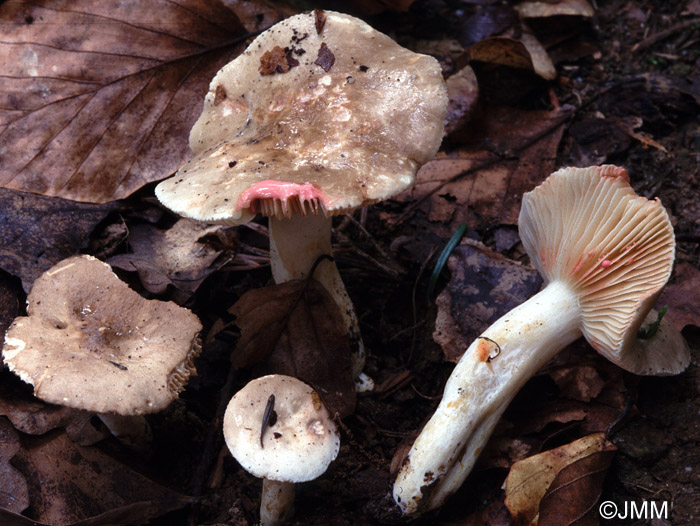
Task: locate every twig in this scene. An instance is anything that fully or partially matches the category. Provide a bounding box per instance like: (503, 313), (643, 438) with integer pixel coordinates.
(631, 18), (700, 52)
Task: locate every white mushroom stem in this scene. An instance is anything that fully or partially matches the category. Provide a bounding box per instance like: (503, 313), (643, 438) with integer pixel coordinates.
(268, 213), (367, 384)
(260, 479), (295, 526)
(394, 280), (582, 515)
(97, 413), (153, 452)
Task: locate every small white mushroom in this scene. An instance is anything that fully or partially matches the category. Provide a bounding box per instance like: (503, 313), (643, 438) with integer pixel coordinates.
(393, 165), (690, 515)
(155, 10), (448, 387)
(223, 374), (340, 526)
(2, 255), (202, 449)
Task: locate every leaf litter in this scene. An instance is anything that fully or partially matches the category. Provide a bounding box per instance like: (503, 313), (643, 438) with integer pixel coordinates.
(0, 0), (699, 524)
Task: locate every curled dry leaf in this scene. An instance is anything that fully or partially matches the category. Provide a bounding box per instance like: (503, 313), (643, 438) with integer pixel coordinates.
(10, 430), (192, 526)
(0, 0), (279, 203)
(0, 188), (115, 292)
(445, 65), (479, 135)
(469, 36), (556, 80)
(108, 219), (235, 294)
(231, 278), (356, 417)
(0, 417), (29, 514)
(504, 433), (615, 526)
(516, 0), (595, 19)
(433, 239), (543, 362)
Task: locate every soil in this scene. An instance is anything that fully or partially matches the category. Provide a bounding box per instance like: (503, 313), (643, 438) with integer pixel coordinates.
(3, 0), (700, 525)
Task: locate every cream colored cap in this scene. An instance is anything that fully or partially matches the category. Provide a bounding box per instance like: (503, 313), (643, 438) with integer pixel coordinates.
(223, 374), (340, 483)
(519, 165), (689, 375)
(2, 255), (202, 415)
(156, 10), (448, 224)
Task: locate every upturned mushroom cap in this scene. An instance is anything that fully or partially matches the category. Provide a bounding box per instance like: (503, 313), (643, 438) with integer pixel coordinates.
(2, 255), (202, 415)
(519, 165), (689, 375)
(223, 374), (340, 483)
(156, 10), (448, 224)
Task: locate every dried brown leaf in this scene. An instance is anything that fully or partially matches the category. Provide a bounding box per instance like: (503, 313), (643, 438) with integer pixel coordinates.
(0, 0), (277, 203)
(433, 239), (543, 362)
(658, 262), (700, 330)
(504, 433), (615, 526)
(538, 445), (616, 526)
(394, 106), (570, 235)
(108, 218), (235, 294)
(0, 188), (115, 291)
(0, 418), (29, 514)
(445, 65), (479, 135)
(231, 278), (356, 417)
(0, 380), (107, 446)
(10, 430), (192, 526)
(516, 0), (595, 18)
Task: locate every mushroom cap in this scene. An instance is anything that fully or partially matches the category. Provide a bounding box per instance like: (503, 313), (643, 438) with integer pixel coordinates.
(519, 165), (689, 375)
(2, 255), (203, 415)
(155, 10), (448, 224)
(223, 374), (340, 483)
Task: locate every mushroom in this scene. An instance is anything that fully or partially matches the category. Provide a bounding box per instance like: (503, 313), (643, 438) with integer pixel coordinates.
(223, 374), (340, 526)
(155, 10), (448, 386)
(393, 165), (690, 514)
(2, 255), (202, 448)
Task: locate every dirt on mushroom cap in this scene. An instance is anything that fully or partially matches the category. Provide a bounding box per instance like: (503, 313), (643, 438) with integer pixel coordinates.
(156, 10), (448, 224)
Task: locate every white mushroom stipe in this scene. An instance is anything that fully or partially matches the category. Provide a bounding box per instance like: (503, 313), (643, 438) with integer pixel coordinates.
(393, 165), (690, 515)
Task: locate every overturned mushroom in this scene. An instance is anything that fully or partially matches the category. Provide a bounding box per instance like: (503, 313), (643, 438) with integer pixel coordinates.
(393, 165), (690, 514)
(223, 374), (340, 526)
(2, 255), (202, 448)
(155, 10), (448, 386)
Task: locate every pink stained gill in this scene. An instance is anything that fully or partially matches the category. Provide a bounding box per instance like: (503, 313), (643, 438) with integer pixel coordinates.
(235, 180), (332, 214)
(598, 165), (629, 182)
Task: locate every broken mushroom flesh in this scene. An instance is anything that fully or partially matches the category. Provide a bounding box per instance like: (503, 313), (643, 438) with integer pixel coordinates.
(223, 374), (340, 526)
(2, 255), (202, 445)
(155, 10), (448, 383)
(393, 165), (690, 515)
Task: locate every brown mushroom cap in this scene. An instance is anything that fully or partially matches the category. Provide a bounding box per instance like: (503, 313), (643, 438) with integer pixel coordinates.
(155, 10), (448, 224)
(223, 374), (340, 483)
(519, 165), (688, 375)
(2, 255), (202, 415)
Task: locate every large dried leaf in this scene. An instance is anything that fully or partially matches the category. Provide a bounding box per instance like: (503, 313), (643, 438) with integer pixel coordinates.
(393, 106), (570, 235)
(0, 417), (29, 514)
(0, 188), (115, 291)
(108, 218), (235, 294)
(434, 239), (543, 362)
(10, 430), (192, 526)
(658, 263), (700, 330)
(538, 444), (616, 526)
(0, 378), (107, 446)
(0, 0), (279, 203)
(504, 433), (615, 526)
(231, 278), (356, 417)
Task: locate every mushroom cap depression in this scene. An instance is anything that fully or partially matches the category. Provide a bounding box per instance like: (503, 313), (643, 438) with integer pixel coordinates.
(519, 165), (689, 375)
(156, 10), (448, 224)
(2, 256), (203, 415)
(223, 374), (340, 483)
